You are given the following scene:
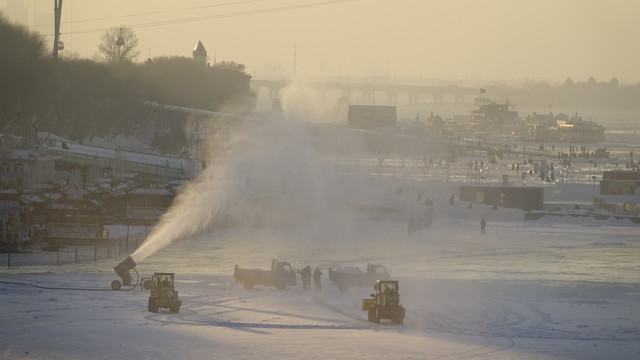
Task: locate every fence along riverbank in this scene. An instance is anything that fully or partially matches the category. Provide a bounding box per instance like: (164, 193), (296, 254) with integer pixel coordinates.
(1, 230), (147, 268)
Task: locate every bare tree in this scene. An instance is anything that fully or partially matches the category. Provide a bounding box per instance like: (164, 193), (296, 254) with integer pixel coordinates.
(96, 26), (140, 64)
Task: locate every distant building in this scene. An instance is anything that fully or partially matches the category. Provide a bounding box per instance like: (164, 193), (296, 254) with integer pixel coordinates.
(600, 170), (640, 195)
(39, 198), (106, 244)
(525, 112), (555, 127)
(459, 185), (544, 211)
(563, 77), (574, 86)
(193, 41), (208, 68)
(470, 97), (518, 125)
(1, 113), (57, 188)
(121, 187), (176, 225)
(554, 114), (605, 143)
(527, 112), (605, 143)
(610, 76), (619, 88)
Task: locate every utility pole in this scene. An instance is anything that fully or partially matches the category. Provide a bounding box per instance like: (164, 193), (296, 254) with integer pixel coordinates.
(53, 0), (63, 62)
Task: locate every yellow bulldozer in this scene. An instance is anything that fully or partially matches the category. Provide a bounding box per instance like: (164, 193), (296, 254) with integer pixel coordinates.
(361, 280), (405, 324)
(145, 272), (182, 313)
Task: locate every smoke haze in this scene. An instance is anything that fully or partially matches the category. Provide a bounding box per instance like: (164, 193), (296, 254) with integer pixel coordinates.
(6, 0), (640, 84)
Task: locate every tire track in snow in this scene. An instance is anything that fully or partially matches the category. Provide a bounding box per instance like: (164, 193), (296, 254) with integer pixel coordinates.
(430, 337), (516, 360)
(410, 297), (639, 342)
(144, 311), (363, 330)
(142, 294), (366, 330)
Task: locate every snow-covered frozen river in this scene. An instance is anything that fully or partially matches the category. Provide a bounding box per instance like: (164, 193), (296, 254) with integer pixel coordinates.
(2, 196), (639, 359)
(2, 118), (640, 359)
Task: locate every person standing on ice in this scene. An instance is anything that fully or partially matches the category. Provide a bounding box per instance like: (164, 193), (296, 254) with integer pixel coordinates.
(313, 268), (322, 291)
(480, 218), (486, 236)
(300, 266), (312, 290)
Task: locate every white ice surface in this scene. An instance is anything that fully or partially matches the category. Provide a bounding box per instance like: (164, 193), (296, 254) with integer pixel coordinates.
(2, 197), (639, 360)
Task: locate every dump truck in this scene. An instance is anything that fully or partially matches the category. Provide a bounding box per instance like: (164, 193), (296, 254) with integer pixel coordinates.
(328, 263), (390, 292)
(146, 272), (182, 313)
(361, 280), (405, 324)
(233, 259), (297, 290)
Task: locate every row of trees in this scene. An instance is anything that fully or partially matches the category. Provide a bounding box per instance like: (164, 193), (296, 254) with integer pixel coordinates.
(0, 14), (51, 123)
(0, 14), (251, 152)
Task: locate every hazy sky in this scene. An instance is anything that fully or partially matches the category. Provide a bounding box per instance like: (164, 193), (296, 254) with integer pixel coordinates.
(4, 0), (640, 84)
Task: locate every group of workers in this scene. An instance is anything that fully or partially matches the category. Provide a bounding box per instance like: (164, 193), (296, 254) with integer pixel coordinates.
(299, 266), (322, 291)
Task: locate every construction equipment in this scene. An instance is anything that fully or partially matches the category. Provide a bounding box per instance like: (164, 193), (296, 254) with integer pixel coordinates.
(328, 263), (390, 292)
(361, 280), (405, 324)
(111, 256), (137, 290)
(147, 272), (182, 313)
(233, 259), (297, 290)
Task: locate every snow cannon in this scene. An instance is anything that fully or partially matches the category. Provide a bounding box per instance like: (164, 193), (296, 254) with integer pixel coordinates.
(112, 256), (137, 290)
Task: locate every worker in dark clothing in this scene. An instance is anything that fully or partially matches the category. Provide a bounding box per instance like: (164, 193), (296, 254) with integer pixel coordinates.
(300, 266), (312, 290)
(313, 268), (322, 291)
(480, 218), (486, 236)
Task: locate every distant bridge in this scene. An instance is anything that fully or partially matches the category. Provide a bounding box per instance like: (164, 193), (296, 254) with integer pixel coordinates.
(250, 79), (512, 107)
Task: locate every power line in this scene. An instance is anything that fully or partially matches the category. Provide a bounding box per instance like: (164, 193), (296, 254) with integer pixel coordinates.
(32, 0), (264, 29)
(44, 0), (354, 37)
(63, 0), (264, 26)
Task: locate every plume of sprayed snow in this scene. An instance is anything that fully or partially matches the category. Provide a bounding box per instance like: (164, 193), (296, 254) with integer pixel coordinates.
(130, 154), (230, 263)
(131, 106), (344, 263)
(279, 82), (332, 124)
(130, 79), (392, 264)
